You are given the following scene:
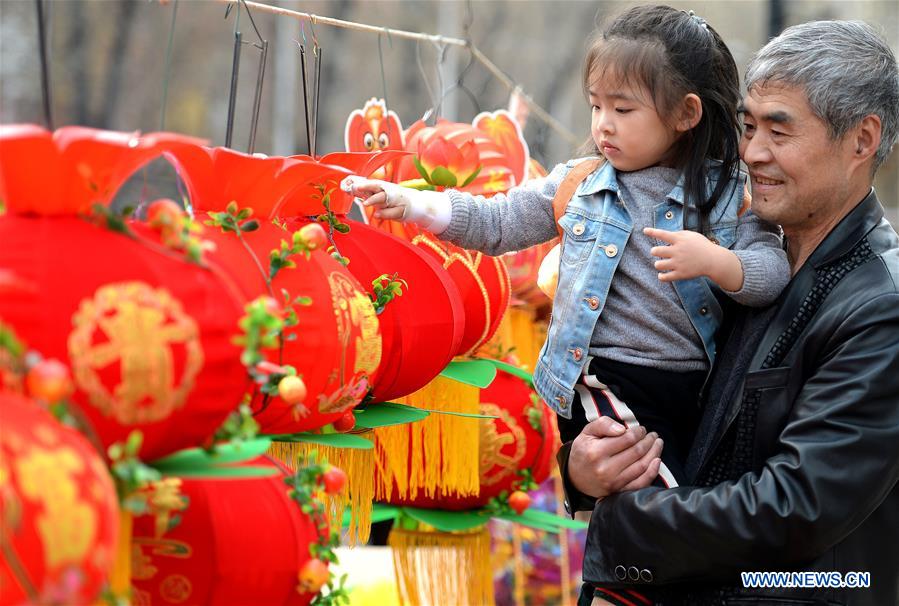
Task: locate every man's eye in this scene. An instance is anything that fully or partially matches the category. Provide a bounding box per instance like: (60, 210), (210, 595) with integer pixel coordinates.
(615, 108), (632, 114)
(772, 130), (787, 137)
(742, 123), (756, 132)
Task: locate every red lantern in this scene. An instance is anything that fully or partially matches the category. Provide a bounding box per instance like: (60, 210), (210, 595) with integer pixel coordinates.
(162, 145), (384, 433)
(130, 457), (323, 606)
(0, 126), (247, 461)
(0, 216), (248, 461)
(326, 220), (465, 402)
(0, 392), (119, 605)
(383, 369), (557, 510)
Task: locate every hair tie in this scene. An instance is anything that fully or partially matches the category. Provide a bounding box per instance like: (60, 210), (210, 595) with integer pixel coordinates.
(686, 10), (709, 31)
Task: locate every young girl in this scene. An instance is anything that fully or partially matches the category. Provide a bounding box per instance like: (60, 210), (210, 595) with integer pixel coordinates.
(345, 6), (788, 601)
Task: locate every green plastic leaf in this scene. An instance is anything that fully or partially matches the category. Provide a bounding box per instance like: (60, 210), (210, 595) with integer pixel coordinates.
(149, 438), (272, 468)
(342, 502), (400, 528)
(413, 156), (430, 181)
(271, 432), (374, 450)
(460, 165), (482, 188)
(440, 359), (497, 388)
(401, 507), (489, 532)
(429, 166), (458, 187)
(161, 465), (279, 479)
(482, 358), (534, 386)
(495, 508), (588, 533)
(353, 402), (430, 429)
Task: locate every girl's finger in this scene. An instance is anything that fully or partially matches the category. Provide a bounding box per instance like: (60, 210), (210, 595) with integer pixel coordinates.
(649, 245), (673, 258)
(644, 227), (676, 243)
(374, 207), (406, 221)
(362, 192), (389, 208)
(654, 259), (675, 271)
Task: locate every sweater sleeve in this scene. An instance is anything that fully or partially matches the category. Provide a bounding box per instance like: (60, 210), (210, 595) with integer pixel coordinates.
(722, 210), (790, 307)
(438, 162), (569, 256)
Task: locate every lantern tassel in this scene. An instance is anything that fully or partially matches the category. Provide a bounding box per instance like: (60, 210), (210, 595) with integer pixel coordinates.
(110, 510), (133, 598)
(389, 526), (494, 606)
(268, 432), (375, 546)
(375, 375), (480, 500)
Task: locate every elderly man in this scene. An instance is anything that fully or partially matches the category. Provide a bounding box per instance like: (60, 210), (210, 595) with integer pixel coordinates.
(562, 20), (899, 606)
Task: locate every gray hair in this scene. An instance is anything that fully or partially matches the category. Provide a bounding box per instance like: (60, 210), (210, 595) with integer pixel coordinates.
(746, 20), (899, 172)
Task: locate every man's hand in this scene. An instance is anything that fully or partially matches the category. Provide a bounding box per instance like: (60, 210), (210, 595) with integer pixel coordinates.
(567, 417), (663, 499)
(644, 227), (744, 292)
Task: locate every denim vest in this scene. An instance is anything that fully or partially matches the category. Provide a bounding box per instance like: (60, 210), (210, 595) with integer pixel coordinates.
(533, 160), (746, 418)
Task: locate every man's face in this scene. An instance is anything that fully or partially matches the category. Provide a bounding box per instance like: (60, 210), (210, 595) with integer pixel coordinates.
(739, 83), (855, 232)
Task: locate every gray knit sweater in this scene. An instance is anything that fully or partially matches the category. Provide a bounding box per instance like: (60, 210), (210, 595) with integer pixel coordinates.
(441, 161), (789, 370)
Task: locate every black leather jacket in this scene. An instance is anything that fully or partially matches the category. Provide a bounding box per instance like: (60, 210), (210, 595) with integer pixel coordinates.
(573, 191), (899, 606)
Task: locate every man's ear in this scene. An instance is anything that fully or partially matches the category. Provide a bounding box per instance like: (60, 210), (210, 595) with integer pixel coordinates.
(675, 93), (703, 132)
(849, 114), (882, 166)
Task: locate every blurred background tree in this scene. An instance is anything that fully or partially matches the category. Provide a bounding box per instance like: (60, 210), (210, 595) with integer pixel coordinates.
(1, 0), (896, 219)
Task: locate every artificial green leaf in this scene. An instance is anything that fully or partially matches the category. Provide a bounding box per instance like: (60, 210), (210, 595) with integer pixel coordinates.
(401, 507), (489, 532)
(519, 508), (589, 530)
(342, 502), (400, 528)
(429, 166), (458, 187)
(481, 358), (534, 386)
(353, 402), (430, 429)
(271, 432), (374, 450)
(460, 165), (482, 188)
(440, 359), (497, 388)
(149, 438), (272, 468)
(161, 465), (279, 479)
(413, 157), (430, 181)
(495, 512), (561, 533)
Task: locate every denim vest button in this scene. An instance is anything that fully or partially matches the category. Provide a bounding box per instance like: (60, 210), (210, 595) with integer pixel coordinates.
(555, 395), (568, 409)
(572, 347), (583, 361)
(699, 306), (709, 315)
(604, 244), (618, 257)
(586, 296), (600, 310)
(572, 223), (585, 235)
(664, 210), (674, 220)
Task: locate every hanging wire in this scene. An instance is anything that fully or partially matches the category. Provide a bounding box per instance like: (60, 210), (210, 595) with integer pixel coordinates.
(34, 0), (53, 129)
(211, 0), (579, 146)
(224, 1), (242, 148)
(377, 28), (393, 115)
(159, 0), (179, 131)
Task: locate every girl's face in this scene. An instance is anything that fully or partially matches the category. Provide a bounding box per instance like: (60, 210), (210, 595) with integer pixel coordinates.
(589, 71), (683, 172)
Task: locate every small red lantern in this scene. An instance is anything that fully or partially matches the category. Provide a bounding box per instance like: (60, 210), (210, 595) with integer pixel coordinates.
(0, 392), (119, 605)
(130, 457), (323, 606)
(379, 369), (558, 510)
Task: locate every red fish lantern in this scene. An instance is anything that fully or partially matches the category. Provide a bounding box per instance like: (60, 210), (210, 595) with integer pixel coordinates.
(0, 392), (119, 605)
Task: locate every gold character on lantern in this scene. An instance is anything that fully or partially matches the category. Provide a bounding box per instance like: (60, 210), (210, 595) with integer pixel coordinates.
(68, 282), (204, 425)
(478, 404), (526, 486)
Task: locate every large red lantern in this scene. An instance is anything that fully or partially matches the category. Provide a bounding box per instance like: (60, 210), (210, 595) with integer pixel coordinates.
(130, 457), (323, 606)
(379, 369), (557, 510)
(162, 145), (384, 433)
(0, 392), (119, 605)
(0, 126), (247, 461)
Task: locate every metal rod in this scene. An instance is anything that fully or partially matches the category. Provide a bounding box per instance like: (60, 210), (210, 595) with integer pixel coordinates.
(35, 0), (53, 129)
(247, 39), (268, 154)
(225, 30), (242, 148)
(159, 0), (179, 131)
(299, 44), (312, 155)
(310, 46), (321, 157)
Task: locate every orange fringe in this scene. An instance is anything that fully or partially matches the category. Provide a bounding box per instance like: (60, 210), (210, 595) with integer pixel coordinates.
(389, 526), (494, 606)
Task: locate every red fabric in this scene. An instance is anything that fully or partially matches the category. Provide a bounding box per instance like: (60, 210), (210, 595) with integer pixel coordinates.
(303, 218), (466, 402)
(0, 393), (119, 606)
(130, 457), (320, 606)
(390, 369), (557, 510)
(198, 217), (377, 434)
(0, 216), (247, 461)
(0, 124), (203, 216)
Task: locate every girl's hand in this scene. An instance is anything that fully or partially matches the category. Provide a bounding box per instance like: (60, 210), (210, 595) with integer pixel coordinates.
(567, 417), (663, 499)
(340, 176), (409, 221)
(644, 227), (743, 291)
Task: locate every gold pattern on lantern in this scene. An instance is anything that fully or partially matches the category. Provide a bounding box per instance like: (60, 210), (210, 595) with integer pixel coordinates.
(68, 282), (204, 425)
(160, 573), (193, 604)
(478, 404), (526, 486)
(15, 445), (97, 568)
(131, 537), (193, 581)
(328, 272), (382, 377)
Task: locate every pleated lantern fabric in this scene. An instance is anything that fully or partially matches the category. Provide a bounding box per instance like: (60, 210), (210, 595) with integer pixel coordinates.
(130, 457), (322, 606)
(0, 126), (247, 461)
(0, 393), (119, 606)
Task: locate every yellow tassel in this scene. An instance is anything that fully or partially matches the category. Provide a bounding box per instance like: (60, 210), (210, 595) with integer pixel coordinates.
(375, 375), (480, 501)
(267, 433), (375, 546)
(110, 509), (132, 598)
(475, 307), (547, 374)
(389, 526), (495, 606)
